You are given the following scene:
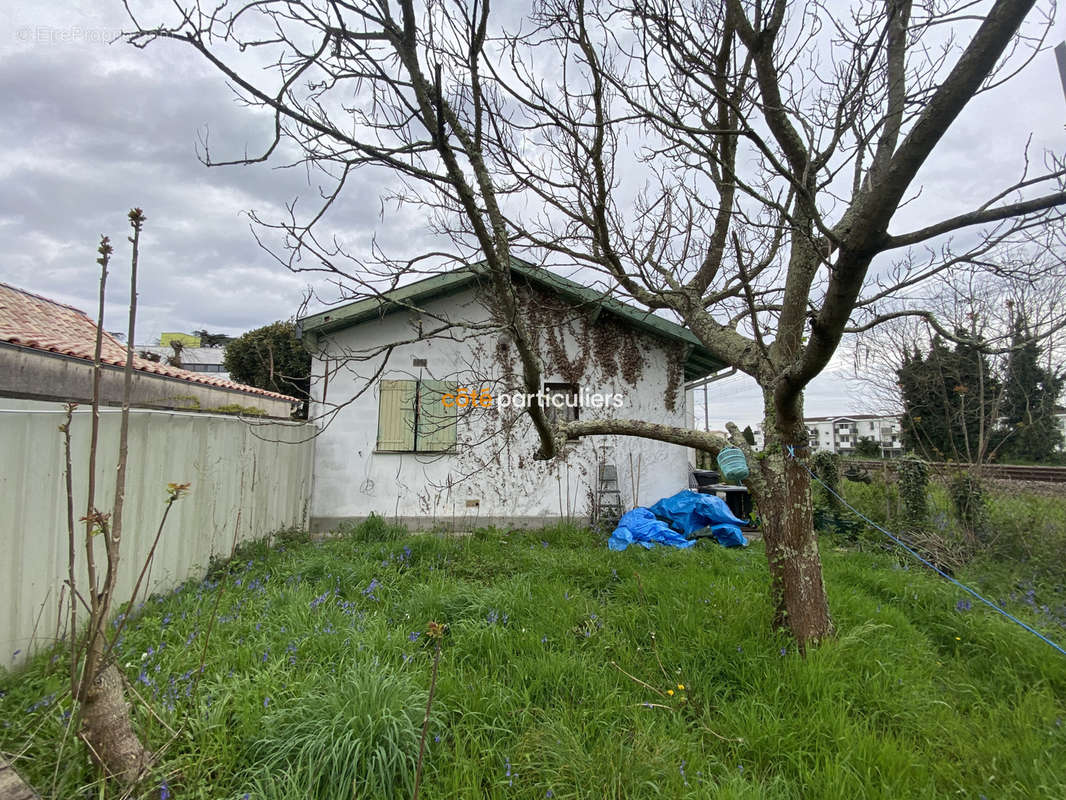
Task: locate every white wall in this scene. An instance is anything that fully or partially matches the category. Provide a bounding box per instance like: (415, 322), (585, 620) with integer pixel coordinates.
(308, 288), (693, 529)
(0, 400), (314, 668)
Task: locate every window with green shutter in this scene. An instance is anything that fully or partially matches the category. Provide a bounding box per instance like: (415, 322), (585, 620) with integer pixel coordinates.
(416, 379), (458, 451)
(377, 380), (416, 451)
(375, 379), (457, 452)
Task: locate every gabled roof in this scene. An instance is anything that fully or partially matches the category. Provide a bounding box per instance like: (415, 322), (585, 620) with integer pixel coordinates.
(0, 282), (297, 402)
(298, 258), (726, 382)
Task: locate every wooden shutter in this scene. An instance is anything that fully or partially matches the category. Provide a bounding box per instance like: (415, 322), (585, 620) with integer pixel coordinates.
(417, 380), (458, 452)
(376, 380), (416, 451)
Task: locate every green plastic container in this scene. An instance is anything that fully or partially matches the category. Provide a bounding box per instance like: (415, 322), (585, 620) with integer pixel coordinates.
(717, 446), (750, 482)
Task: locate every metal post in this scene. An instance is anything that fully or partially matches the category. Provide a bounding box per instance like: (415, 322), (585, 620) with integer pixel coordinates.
(1056, 42), (1066, 106)
(703, 381), (709, 431)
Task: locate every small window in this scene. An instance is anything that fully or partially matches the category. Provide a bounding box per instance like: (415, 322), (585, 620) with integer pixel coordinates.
(376, 379), (457, 453)
(543, 382), (580, 441)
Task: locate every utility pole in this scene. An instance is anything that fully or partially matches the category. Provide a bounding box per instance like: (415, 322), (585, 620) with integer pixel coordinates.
(1057, 42), (1066, 108)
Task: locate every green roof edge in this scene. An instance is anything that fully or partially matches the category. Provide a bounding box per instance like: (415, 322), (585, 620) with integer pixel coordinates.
(298, 257), (726, 382)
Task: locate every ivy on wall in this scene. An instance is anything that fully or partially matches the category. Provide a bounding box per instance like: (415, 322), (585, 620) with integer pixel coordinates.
(406, 279), (691, 521)
(663, 343), (685, 413)
(512, 280), (686, 407)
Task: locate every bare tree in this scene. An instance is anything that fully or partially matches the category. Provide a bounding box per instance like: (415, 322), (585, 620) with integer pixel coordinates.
(849, 239), (1066, 465)
(125, 0), (1066, 647)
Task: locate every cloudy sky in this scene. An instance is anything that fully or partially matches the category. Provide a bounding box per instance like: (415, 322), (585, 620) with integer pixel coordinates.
(1, 2), (1063, 431)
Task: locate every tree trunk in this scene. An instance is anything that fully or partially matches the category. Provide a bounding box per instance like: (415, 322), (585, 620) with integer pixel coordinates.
(0, 756), (40, 800)
(78, 645), (151, 784)
(756, 395), (833, 651)
(758, 453), (834, 649)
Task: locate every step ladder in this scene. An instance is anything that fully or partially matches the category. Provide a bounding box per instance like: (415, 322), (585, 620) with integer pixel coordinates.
(594, 463), (623, 527)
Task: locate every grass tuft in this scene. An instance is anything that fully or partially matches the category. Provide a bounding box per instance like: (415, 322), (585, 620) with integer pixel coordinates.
(341, 512), (408, 542)
(241, 665), (433, 800)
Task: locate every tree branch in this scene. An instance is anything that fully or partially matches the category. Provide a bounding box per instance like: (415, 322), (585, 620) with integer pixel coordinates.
(884, 190), (1066, 250)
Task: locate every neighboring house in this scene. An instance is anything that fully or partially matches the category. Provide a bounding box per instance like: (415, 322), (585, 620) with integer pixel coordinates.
(0, 282), (296, 417)
(139, 341), (231, 380)
(753, 414), (903, 456)
(299, 259), (726, 531)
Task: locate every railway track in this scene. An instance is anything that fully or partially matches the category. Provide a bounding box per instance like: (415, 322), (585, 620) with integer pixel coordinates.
(848, 459), (1066, 483)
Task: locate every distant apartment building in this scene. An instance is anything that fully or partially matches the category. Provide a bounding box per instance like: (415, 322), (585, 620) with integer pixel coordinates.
(753, 414), (903, 456)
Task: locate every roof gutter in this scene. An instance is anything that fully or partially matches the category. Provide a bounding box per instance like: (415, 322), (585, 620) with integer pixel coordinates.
(685, 366), (739, 435)
(684, 366), (737, 391)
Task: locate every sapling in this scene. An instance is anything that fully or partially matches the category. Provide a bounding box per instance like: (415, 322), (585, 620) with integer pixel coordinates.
(58, 210), (191, 785)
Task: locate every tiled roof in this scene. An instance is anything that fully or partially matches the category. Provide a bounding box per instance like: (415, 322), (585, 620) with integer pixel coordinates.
(0, 282), (297, 403)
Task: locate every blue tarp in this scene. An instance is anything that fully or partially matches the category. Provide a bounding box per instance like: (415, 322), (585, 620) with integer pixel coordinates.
(608, 490), (749, 551)
(608, 508), (694, 551)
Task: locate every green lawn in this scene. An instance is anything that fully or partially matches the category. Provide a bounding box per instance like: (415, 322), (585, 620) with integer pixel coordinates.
(2, 521), (1065, 799)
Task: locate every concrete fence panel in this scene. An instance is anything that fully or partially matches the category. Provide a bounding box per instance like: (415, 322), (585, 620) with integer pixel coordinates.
(0, 400), (315, 669)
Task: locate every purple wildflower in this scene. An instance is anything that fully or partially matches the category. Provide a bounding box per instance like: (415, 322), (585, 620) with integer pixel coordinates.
(362, 579), (381, 601)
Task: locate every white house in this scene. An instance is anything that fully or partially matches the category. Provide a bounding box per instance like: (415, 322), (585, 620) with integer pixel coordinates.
(753, 413), (903, 456)
(298, 259), (726, 531)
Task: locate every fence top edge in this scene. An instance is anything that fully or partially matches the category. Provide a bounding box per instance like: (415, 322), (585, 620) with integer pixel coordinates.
(0, 407), (313, 426)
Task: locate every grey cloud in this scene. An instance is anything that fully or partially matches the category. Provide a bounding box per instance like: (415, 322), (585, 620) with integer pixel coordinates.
(0, 33), (433, 343)
(1, 3), (1060, 421)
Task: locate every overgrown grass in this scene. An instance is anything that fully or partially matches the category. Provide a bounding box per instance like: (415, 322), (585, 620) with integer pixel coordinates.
(837, 476), (1066, 635)
(3, 523), (1066, 798)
